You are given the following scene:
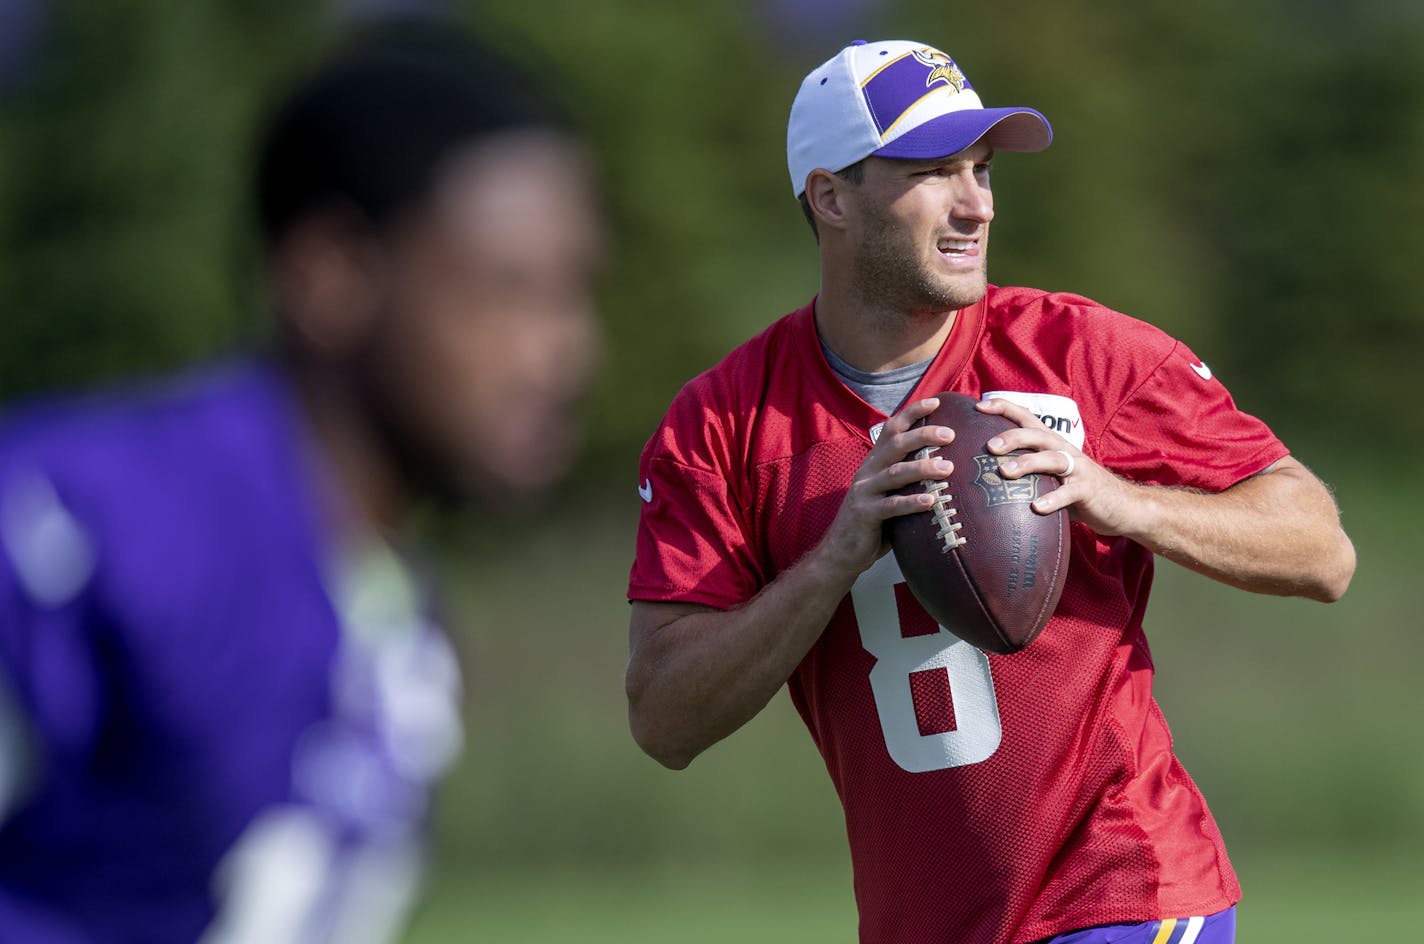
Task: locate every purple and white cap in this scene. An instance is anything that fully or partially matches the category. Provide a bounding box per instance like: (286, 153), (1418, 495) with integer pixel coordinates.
(787, 39), (1052, 196)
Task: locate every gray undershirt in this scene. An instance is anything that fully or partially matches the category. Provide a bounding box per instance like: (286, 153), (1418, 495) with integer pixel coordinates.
(821, 340), (933, 416)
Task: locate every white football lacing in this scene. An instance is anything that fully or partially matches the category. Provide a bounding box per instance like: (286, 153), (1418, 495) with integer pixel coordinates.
(915, 446), (966, 552)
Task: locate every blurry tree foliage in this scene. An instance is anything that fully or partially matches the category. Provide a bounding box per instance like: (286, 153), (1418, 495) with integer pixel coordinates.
(0, 0), (1419, 474)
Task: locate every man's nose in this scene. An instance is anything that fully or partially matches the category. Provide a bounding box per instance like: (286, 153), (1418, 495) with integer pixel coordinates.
(951, 177), (993, 224)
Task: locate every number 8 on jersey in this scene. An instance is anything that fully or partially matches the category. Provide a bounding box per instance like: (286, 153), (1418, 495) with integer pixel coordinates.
(851, 554), (1002, 773)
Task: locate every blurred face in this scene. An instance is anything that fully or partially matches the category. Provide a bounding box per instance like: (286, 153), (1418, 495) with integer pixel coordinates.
(361, 131), (603, 500)
(845, 143), (995, 314)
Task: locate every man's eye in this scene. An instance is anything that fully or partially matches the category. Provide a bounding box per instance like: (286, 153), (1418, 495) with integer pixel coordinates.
(975, 163), (993, 175)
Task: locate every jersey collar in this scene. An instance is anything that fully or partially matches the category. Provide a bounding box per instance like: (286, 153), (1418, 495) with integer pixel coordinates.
(796, 292), (988, 443)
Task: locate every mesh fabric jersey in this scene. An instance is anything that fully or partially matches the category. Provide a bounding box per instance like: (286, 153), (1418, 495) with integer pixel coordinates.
(630, 287), (1286, 943)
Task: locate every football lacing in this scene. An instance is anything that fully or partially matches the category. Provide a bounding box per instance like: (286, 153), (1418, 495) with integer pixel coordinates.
(915, 446), (966, 552)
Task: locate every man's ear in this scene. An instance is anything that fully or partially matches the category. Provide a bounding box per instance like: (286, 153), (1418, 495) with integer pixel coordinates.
(270, 209), (385, 358)
(805, 168), (854, 235)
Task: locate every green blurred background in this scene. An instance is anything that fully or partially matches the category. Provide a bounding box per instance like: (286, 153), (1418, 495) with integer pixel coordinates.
(1, 1), (1420, 941)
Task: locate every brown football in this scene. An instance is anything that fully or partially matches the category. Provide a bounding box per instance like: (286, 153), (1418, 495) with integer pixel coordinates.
(885, 391), (1070, 654)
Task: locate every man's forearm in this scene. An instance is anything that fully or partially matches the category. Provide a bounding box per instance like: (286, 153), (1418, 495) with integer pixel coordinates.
(1121, 460), (1355, 602)
(981, 397), (1356, 605)
(626, 540), (862, 770)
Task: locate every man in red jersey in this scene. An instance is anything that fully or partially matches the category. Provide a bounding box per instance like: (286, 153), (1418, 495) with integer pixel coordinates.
(625, 39), (1356, 944)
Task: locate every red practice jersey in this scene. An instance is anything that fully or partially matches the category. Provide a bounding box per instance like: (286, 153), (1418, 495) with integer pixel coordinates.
(629, 286), (1287, 943)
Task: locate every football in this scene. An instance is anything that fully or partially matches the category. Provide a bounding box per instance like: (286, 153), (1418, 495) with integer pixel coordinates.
(885, 392), (1070, 654)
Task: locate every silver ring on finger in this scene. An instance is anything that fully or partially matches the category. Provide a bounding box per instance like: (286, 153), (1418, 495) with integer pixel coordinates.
(1060, 451), (1076, 478)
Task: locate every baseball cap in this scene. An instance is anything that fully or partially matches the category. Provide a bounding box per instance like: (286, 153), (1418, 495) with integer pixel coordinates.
(787, 40), (1052, 197)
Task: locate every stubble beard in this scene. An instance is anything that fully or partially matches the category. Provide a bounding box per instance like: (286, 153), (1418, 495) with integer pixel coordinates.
(852, 212), (987, 319)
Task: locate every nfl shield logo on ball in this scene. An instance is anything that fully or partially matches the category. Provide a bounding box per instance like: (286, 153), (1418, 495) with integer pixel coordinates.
(972, 454), (1039, 506)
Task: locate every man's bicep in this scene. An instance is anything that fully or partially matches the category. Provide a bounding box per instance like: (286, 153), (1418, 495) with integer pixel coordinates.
(1229, 455), (1337, 508)
(628, 600), (719, 653)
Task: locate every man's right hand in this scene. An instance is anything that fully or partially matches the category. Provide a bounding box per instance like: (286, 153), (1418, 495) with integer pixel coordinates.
(811, 397), (957, 584)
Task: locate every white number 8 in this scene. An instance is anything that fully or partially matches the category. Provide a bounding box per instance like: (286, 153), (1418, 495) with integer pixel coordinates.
(850, 554), (1002, 773)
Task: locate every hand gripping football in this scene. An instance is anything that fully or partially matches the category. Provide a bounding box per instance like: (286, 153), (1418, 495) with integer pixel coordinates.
(885, 392), (1070, 654)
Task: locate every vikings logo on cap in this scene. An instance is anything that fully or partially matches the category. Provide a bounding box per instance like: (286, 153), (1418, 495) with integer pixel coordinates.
(913, 48), (967, 94)
(861, 45), (977, 140)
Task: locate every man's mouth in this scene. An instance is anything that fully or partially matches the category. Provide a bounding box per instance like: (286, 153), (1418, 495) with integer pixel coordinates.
(937, 237), (980, 260)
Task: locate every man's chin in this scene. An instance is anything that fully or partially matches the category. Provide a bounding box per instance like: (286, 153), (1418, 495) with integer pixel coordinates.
(935, 266), (988, 307)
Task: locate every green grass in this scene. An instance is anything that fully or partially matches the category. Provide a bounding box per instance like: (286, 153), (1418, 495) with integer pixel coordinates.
(402, 483), (1423, 942)
(403, 848), (1418, 943)
(406, 863), (856, 943)
(1231, 848), (1419, 941)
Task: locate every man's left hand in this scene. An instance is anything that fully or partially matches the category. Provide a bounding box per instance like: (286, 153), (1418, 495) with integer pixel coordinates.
(974, 397), (1144, 538)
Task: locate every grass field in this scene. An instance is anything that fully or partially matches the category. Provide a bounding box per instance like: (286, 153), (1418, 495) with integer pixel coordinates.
(404, 849), (1419, 943)
(401, 476), (1421, 942)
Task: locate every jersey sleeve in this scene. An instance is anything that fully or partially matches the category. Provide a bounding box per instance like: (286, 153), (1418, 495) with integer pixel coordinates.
(628, 382), (764, 610)
(1095, 338), (1288, 492)
(0, 465), (105, 795)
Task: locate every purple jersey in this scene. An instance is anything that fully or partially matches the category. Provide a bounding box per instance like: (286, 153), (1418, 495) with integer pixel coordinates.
(0, 362), (461, 944)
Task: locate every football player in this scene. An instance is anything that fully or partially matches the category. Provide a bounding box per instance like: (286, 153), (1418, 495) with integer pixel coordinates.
(0, 24), (601, 944)
(626, 39), (1353, 944)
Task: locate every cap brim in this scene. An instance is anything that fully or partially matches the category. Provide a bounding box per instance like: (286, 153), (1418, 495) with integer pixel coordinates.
(874, 107), (1052, 161)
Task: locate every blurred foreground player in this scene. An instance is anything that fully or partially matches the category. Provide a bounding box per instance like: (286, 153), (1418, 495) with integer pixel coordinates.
(626, 39), (1355, 943)
(0, 26), (601, 944)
